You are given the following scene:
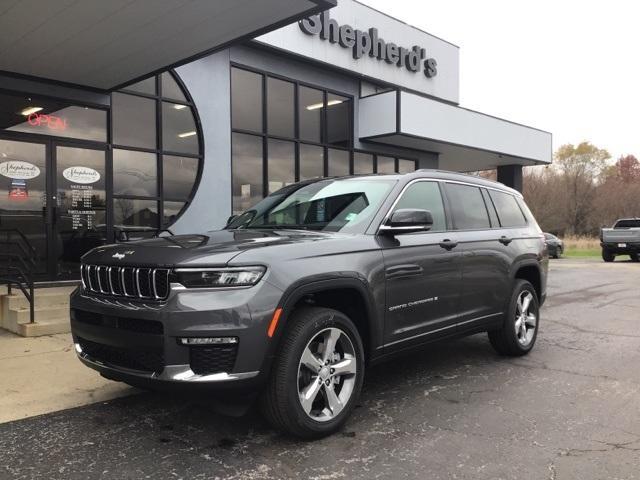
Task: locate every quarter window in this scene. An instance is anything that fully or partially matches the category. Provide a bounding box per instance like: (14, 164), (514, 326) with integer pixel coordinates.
(445, 183), (491, 230)
(393, 182), (446, 232)
(488, 190), (527, 227)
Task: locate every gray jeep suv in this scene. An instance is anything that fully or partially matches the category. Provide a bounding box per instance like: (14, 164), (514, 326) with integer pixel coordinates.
(71, 170), (548, 438)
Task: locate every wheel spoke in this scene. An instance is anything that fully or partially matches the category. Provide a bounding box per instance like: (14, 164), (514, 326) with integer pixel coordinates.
(324, 383), (344, 416)
(300, 346), (323, 373)
(322, 328), (341, 364)
(514, 317), (523, 335)
(299, 378), (322, 414)
(331, 356), (356, 376)
(525, 313), (537, 328)
(516, 296), (524, 314)
(521, 293), (532, 314)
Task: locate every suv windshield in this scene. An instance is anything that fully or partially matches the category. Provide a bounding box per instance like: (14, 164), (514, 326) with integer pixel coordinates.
(226, 178), (396, 233)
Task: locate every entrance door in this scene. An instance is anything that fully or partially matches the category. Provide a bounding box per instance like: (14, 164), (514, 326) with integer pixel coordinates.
(52, 144), (107, 279)
(0, 138), (49, 276)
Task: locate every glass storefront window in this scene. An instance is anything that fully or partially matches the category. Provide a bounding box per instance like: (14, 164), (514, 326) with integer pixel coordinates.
(328, 149), (349, 176)
(299, 143), (324, 180)
(163, 155), (198, 200)
(267, 78), (294, 138)
(354, 152), (374, 174)
(232, 133), (263, 214)
(163, 200), (187, 227)
(123, 77), (156, 95)
(162, 102), (198, 154)
(398, 158), (416, 173)
(112, 93), (156, 148)
(231, 68), (263, 132)
(161, 72), (186, 102)
(113, 149), (157, 196)
(298, 86), (323, 143)
(267, 139), (295, 193)
(2, 92), (107, 142)
(326, 93), (350, 147)
(113, 198), (158, 228)
(377, 155), (395, 174)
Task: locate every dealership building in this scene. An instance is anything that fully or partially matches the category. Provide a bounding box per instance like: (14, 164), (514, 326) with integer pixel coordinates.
(0, 0), (551, 289)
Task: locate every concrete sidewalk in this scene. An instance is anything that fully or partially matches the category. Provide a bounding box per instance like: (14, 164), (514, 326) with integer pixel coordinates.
(0, 330), (136, 423)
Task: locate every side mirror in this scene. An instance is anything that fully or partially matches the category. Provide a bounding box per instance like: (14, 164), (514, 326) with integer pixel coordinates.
(226, 215), (237, 226)
(379, 209), (433, 235)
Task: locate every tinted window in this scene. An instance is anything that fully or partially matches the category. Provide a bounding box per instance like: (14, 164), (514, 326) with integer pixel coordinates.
(267, 78), (294, 138)
(232, 133), (263, 214)
(615, 219), (640, 228)
(298, 86), (322, 142)
(112, 93), (156, 148)
(489, 190), (527, 227)
(445, 183), (491, 230)
(113, 199), (158, 228)
(328, 148), (349, 176)
(163, 155), (198, 200)
(394, 181), (446, 232)
(231, 68), (263, 132)
(268, 139), (295, 194)
(481, 188), (499, 227)
(354, 152), (373, 174)
(113, 149), (157, 196)
(326, 93), (350, 147)
(300, 143), (324, 180)
(162, 102), (198, 154)
(377, 155), (395, 174)
(398, 159), (415, 173)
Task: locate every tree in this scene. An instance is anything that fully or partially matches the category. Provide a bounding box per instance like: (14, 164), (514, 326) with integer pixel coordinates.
(554, 142), (610, 235)
(614, 154), (640, 182)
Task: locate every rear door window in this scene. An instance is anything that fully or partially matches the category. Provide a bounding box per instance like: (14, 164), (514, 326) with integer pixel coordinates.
(444, 183), (491, 230)
(393, 181), (447, 231)
(488, 190), (527, 227)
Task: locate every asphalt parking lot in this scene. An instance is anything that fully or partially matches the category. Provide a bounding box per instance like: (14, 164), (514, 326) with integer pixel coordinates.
(1, 258), (639, 480)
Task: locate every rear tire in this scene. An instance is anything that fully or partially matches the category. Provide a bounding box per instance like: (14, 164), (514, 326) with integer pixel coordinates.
(488, 280), (539, 356)
(602, 249), (615, 262)
(631, 253), (639, 262)
(260, 306), (364, 439)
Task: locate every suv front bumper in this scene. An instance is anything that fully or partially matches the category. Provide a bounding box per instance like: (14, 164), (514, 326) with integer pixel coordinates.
(69, 280), (283, 391)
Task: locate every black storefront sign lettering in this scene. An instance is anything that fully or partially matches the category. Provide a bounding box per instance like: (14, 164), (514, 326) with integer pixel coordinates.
(299, 12), (438, 78)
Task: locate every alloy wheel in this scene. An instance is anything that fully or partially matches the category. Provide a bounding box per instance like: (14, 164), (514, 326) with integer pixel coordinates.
(297, 327), (357, 422)
(515, 291), (537, 346)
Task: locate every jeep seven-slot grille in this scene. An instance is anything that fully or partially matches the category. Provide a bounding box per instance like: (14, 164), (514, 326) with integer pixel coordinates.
(81, 264), (170, 299)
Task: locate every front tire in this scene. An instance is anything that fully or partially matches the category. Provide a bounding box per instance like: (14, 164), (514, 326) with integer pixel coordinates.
(602, 249), (615, 262)
(488, 280), (539, 356)
(260, 307), (364, 439)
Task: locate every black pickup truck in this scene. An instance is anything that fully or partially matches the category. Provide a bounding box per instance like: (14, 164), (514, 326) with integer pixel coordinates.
(70, 170), (548, 438)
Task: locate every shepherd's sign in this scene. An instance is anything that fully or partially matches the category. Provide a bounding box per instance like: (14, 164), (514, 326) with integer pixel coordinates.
(299, 12), (438, 78)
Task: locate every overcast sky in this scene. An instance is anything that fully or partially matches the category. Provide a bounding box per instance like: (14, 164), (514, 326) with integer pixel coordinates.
(360, 0), (640, 161)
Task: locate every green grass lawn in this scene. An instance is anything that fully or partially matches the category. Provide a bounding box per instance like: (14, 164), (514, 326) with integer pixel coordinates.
(563, 248), (601, 258)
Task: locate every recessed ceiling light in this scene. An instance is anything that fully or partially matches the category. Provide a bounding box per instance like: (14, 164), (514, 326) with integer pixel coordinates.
(306, 99), (343, 111)
(20, 106), (43, 116)
(173, 104), (187, 110)
(178, 131), (196, 138)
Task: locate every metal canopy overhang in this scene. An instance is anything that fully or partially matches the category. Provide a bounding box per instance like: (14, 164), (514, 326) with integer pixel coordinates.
(359, 90), (552, 172)
(0, 0), (335, 91)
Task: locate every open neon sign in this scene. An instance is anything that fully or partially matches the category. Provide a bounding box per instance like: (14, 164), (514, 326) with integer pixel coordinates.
(27, 112), (67, 131)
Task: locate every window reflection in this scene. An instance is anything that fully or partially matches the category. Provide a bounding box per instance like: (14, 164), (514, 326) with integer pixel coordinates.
(377, 155), (395, 174)
(298, 86), (323, 143)
(328, 149), (349, 177)
(163, 155), (198, 200)
(326, 93), (350, 147)
(112, 93), (156, 148)
(354, 152), (374, 174)
(300, 144), (324, 180)
(162, 102), (198, 154)
(267, 78), (294, 138)
(267, 139), (294, 193)
(113, 198), (158, 228)
(113, 149), (157, 196)
(232, 133), (263, 214)
(231, 68), (263, 132)
(398, 159), (416, 173)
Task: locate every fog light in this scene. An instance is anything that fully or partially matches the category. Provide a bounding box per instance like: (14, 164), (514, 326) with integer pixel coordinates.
(179, 337), (238, 345)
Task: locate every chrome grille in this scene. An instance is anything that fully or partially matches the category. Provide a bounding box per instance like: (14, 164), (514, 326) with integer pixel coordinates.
(81, 264), (170, 299)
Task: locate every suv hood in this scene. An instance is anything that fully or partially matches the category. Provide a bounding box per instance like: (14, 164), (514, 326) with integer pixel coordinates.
(81, 229), (340, 267)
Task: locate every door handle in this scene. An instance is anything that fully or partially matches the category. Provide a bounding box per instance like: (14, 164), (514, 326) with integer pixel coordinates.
(439, 239), (458, 250)
(499, 236), (513, 245)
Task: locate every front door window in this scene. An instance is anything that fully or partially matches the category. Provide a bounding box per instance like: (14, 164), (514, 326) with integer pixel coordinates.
(54, 146), (106, 279)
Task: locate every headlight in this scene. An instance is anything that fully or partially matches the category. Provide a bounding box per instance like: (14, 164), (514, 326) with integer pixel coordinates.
(174, 266), (266, 288)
